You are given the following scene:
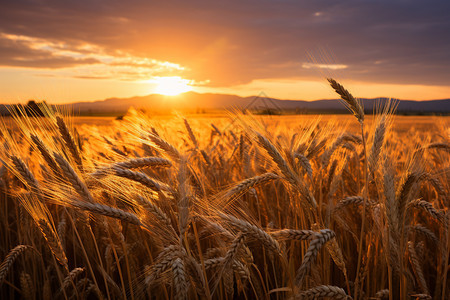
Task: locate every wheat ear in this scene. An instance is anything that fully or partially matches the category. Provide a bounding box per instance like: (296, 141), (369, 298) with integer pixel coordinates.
(294, 153), (313, 178)
(0, 245), (33, 287)
(112, 167), (171, 192)
(56, 116), (83, 168)
(90, 156), (172, 177)
(135, 195), (175, 231)
(375, 289), (389, 299)
(411, 224), (438, 245)
(223, 172), (279, 202)
(368, 115), (386, 177)
(220, 213), (281, 255)
(20, 272), (34, 300)
(321, 133), (360, 167)
(335, 196), (375, 210)
(211, 233), (245, 293)
(295, 229), (336, 287)
(54, 152), (93, 202)
(11, 156), (40, 192)
(255, 132), (316, 208)
(172, 257), (188, 300)
(184, 118), (199, 149)
(407, 241), (429, 295)
(30, 134), (60, 176)
(271, 229), (316, 241)
(37, 219), (68, 267)
(185, 256), (207, 297)
(408, 199), (444, 223)
(294, 285), (351, 299)
(148, 133), (181, 161)
(327, 78), (364, 124)
(426, 142), (450, 152)
(62, 267), (85, 290)
(145, 245), (186, 287)
(71, 200), (143, 227)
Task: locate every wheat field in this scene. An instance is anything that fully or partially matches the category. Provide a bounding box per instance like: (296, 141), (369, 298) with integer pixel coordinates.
(0, 80), (448, 299)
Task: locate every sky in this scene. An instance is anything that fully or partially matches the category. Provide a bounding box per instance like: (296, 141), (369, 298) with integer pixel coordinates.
(1, 0), (450, 103)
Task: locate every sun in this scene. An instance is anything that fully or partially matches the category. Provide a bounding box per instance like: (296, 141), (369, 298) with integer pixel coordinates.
(153, 76), (192, 96)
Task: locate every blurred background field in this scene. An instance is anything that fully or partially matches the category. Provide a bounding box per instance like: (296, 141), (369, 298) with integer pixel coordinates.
(71, 114), (449, 136)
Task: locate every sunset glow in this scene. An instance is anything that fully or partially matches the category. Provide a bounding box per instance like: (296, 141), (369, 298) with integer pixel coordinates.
(153, 76), (192, 96)
(0, 1), (449, 103)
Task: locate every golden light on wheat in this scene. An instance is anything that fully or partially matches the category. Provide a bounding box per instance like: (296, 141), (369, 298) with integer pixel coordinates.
(0, 79), (448, 299)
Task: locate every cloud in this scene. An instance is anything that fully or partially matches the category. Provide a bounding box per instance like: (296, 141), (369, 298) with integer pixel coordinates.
(0, 0), (450, 87)
(302, 63), (348, 70)
(0, 33), (100, 68)
(0, 33), (186, 81)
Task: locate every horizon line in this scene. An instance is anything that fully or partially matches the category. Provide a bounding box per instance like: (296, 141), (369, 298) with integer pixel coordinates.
(1, 90), (450, 105)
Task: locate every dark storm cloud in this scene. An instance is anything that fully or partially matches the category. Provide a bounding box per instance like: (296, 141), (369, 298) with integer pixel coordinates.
(1, 0), (449, 86)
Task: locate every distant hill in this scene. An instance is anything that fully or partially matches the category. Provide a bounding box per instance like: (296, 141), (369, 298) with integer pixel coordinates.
(1, 92), (449, 115)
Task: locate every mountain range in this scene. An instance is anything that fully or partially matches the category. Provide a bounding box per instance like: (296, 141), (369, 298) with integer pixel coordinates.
(1, 92), (450, 115)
